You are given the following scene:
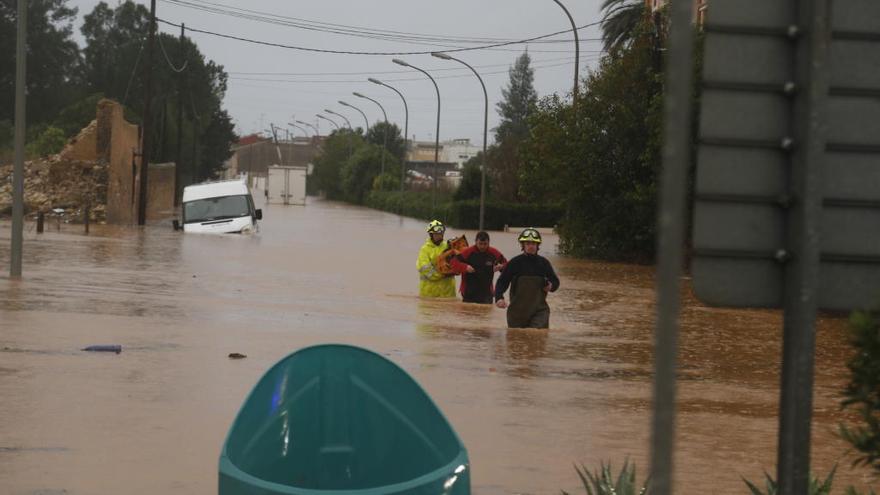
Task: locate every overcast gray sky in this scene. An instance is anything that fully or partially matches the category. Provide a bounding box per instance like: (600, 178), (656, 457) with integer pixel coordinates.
(67, 0), (607, 145)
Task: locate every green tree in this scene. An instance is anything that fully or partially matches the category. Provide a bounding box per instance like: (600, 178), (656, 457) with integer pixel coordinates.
(453, 153), (490, 201)
(600, 0), (649, 52)
(341, 144), (398, 204)
(0, 0), (82, 125)
(80, 1), (234, 189)
(311, 129), (363, 199)
(841, 310), (880, 476)
(491, 51), (538, 202)
(365, 121), (406, 162)
(495, 51), (537, 144)
(198, 108), (237, 180)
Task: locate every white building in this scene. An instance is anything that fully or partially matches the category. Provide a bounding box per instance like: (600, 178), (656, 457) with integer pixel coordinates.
(441, 138), (481, 169)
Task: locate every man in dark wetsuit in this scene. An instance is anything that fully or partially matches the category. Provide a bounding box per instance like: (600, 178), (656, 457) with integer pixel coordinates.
(450, 231), (508, 304)
(494, 228), (560, 328)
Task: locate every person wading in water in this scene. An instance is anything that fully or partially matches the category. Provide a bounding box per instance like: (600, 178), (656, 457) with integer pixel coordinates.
(494, 228), (559, 328)
(450, 231), (507, 304)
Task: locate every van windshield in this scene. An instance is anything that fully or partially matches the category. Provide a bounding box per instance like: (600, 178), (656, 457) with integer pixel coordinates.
(183, 195), (251, 223)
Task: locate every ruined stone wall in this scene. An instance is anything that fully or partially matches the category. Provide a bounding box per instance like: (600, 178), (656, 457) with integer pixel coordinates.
(98, 99), (141, 224)
(146, 162), (175, 221)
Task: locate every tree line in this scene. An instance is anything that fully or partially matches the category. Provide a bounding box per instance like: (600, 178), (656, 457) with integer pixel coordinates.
(0, 0), (236, 182)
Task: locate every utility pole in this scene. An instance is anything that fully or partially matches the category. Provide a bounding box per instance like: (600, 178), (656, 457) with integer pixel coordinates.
(10, 0), (27, 278)
(138, 0), (157, 225)
(174, 22), (185, 206)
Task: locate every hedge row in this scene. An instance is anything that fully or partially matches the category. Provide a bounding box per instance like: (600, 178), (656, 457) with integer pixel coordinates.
(365, 191), (563, 231)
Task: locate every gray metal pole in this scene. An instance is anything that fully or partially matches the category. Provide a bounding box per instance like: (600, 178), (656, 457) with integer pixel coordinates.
(649, 0), (695, 493)
(777, 1), (829, 493)
(432, 53), (488, 230)
(550, 0), (579, 108)
(317, 114), (340, 130)
(341, 101), (370, 134)
(369, 78), (409, 192)
(295, 120), (319, 137)
(174, 23), (185, 206)
(393, 59), (440, 213)
(10, 0), (27, 278)
(138, 0), (157, 226)
(354, 93), (388, 176)
(324, 110), (353, 162)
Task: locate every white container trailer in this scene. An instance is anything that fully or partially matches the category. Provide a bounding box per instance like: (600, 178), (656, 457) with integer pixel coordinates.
(267, 165), (307, 205)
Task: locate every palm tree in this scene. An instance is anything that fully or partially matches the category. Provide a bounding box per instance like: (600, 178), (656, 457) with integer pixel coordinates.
(600, 0), (650, 52)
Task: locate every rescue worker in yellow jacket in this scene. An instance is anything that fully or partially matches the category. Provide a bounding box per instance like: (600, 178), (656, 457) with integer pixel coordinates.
(416, 220), (457, 298)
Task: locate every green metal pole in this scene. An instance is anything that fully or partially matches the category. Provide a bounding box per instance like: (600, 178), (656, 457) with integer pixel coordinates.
(10, 0), (27, 278)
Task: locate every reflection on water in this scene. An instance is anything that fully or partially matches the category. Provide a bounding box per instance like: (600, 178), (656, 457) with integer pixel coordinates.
(0, 199), (873, 494)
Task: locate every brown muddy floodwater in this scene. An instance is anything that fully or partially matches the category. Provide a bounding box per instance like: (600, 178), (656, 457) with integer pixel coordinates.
(0, 197), (876, 494)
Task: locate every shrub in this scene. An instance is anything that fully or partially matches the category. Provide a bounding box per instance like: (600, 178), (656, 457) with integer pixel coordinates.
(841, 311), (880, 474)
(561, 460), (648, 495)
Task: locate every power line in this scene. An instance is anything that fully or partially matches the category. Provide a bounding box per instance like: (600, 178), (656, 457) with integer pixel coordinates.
(157, 17), (600, 56)
(225, 59), (600, 85)
(226, 54), (603, 77)
(157, 32), (188, 72)
(160, 0), (602, 46)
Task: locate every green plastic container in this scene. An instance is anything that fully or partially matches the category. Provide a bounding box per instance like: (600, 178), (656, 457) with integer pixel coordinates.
(219, 344), (470, 495)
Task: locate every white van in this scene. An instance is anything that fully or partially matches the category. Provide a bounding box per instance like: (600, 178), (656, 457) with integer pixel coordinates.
(176, 179), (262, 234)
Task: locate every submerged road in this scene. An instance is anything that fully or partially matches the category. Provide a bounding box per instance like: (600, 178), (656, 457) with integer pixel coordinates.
(0, 196), (873, 493)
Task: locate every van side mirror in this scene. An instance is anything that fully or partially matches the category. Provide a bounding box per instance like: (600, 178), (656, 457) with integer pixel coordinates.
(172, 219), (181, 231)
(254, 209), (263, 220)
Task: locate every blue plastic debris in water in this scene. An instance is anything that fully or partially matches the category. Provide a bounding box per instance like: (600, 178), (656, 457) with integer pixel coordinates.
(82, 345), (122, 354)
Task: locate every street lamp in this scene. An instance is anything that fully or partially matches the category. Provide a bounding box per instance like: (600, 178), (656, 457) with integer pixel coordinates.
(288, 122), (309, 137)
(295, 119), (319, 137)
(369, 77), (409, 192)
(325, 109), (351, 130)
(432, 52), (489, 231)
(392, 58), (441, 212)
(316, 113), (340, 131)
(324, 109), (354, 161)
(353, 91), (389, 176)
(338, 100), (369, 133)
(550, 0), (580, 109)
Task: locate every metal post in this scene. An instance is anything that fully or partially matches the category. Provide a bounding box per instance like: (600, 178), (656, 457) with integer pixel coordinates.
(174, 22), (185, 206)
(550, 0), (579, 108)
(392, 59), (441, 213)
(649, 0), (695, 493)
(354, 92), (388, 176)
(84, 205), (90, 235)
(339, 100), (370, 134)
(369, 78), (409, 191)
(138, 0), (157, 226)
(295, 120), (319, 137)
(317, 114), (340, 131)
(431, 53), (488, 230)
(324, 110), (354, 163)
(36, 212), (44, 234)
(777, 1), (829, 493)
(10, 0), (27, 278)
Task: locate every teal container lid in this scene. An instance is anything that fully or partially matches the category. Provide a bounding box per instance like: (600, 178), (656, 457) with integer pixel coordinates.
(219, 344), (470, 495)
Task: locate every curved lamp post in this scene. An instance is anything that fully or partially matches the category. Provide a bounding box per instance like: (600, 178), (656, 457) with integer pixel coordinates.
(353, 91), (389, 176)
(325, 109), (351, 130)
(338, 100), (369, 134)
(369, 77), (409, 191)
(295, 119), (319, 137)
(315, 108), (352, 159)
(316, 113), (340, 131)
(392, 58), (441, 212)
(550, 0), (579, 108)
(287, 122), (309, 137)
(432, 52), (489, 231)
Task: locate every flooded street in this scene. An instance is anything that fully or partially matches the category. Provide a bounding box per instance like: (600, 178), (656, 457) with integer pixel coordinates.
(0, 197), (874, 494)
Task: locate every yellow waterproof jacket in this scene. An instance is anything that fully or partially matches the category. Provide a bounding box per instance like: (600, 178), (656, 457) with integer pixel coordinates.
(416, 237), (456, 298)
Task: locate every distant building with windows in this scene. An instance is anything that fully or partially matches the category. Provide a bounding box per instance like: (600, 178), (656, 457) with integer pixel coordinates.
(405, 138), (480, 169)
